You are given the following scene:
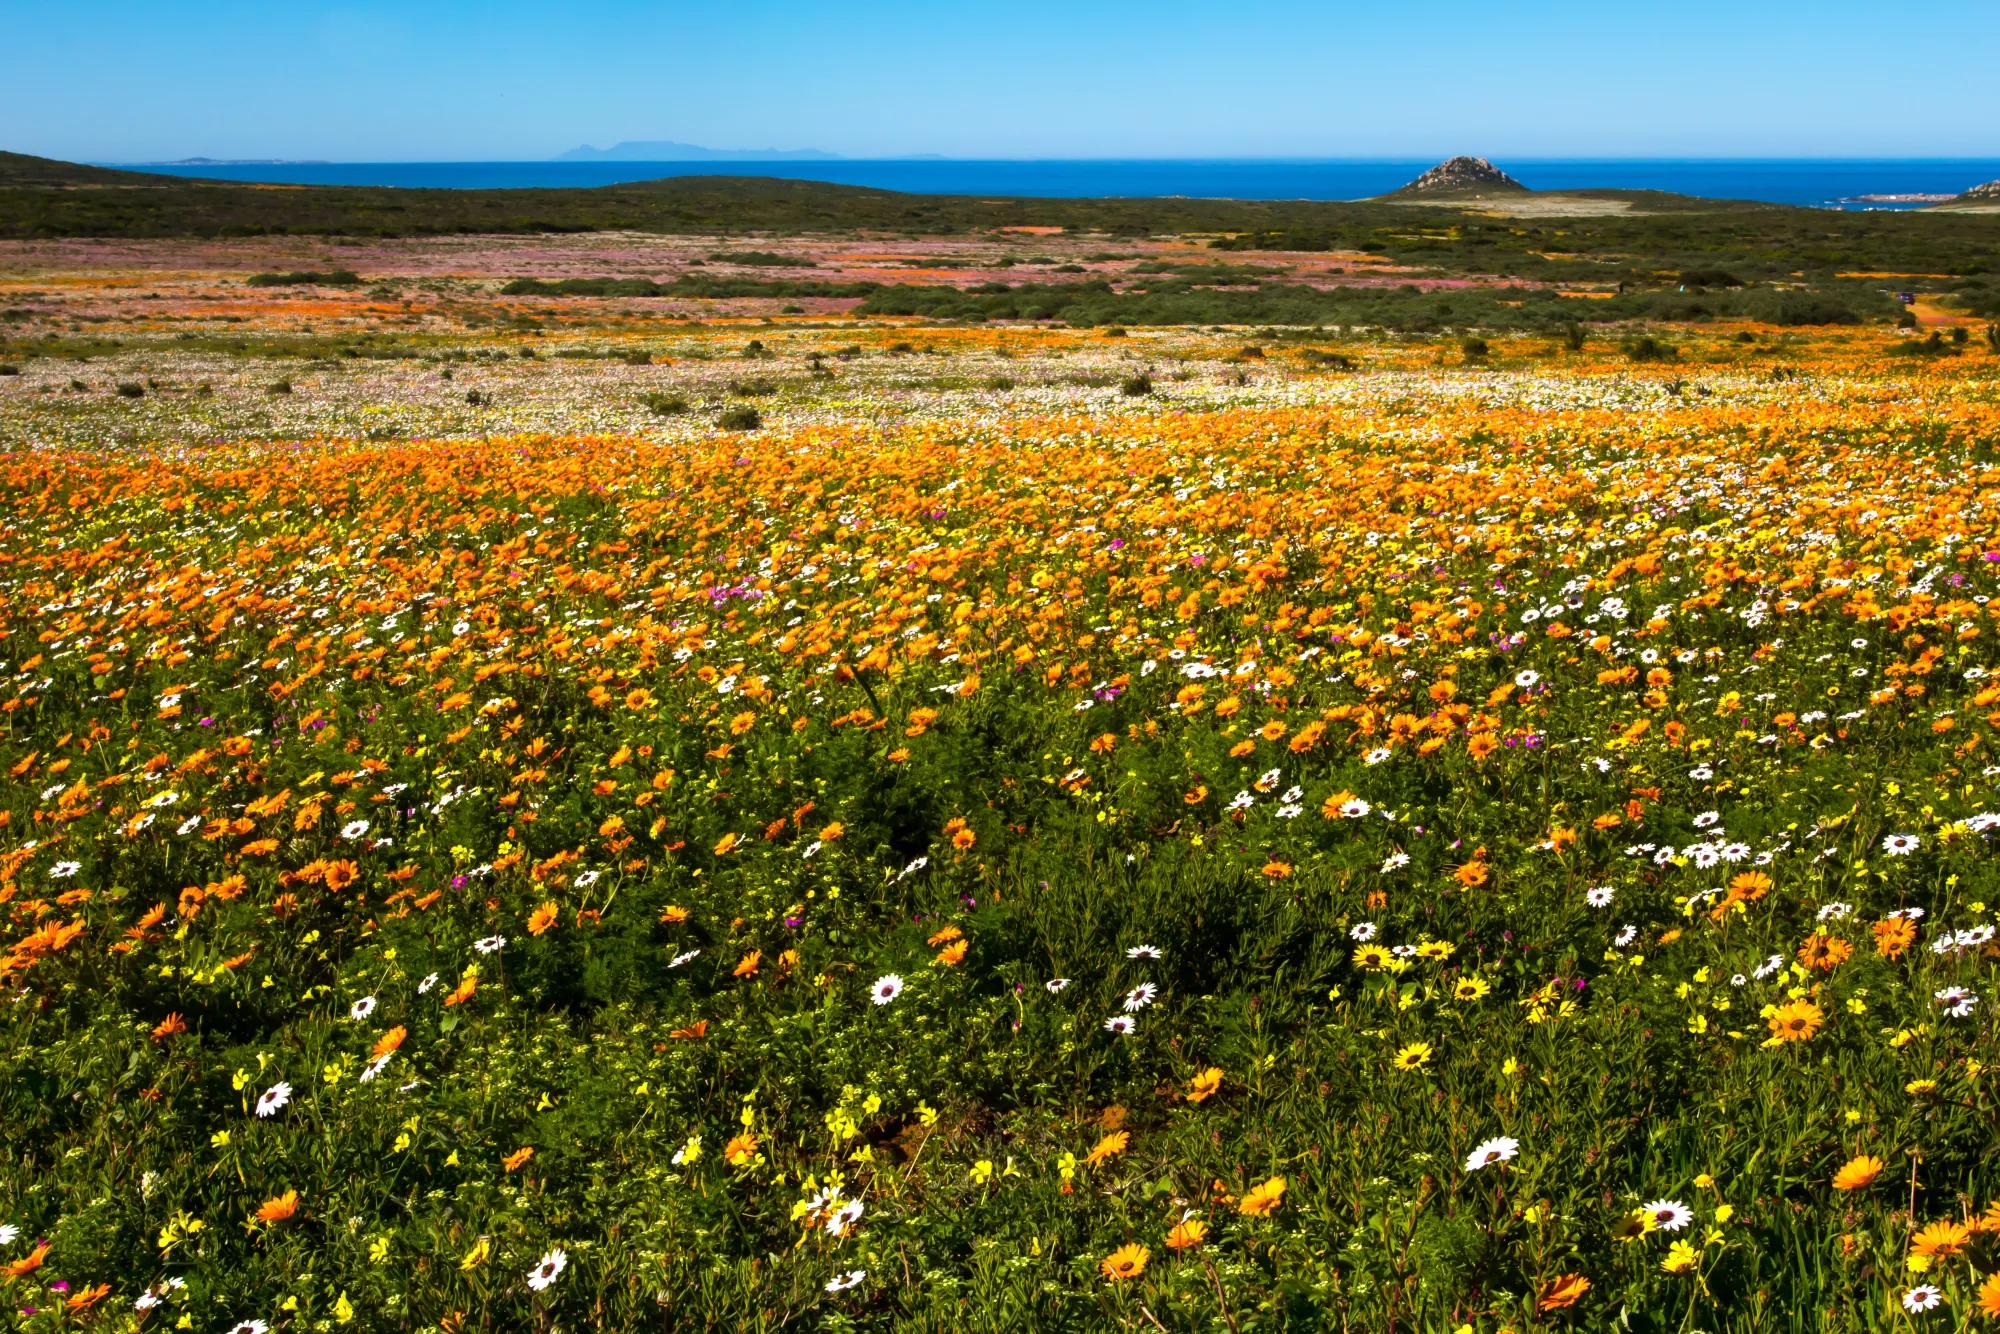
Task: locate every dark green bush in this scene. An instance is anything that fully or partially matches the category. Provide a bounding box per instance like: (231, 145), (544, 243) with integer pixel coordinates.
(245, 269), (361, 287)
(1623, 335), (1679, 363)
(718, 405), (762, 430)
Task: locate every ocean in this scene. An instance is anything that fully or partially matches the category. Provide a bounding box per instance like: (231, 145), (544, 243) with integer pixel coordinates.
(120, 158), (2000, 210)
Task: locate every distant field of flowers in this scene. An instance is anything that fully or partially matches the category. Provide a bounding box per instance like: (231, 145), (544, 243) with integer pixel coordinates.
(5, 253), (2000, 1330)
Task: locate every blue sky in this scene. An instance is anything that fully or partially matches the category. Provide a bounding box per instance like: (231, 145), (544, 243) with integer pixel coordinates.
(9, 1), (1998, 161)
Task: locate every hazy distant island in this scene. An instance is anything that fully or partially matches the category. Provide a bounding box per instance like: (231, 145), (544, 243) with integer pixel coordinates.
(142, 157), (332, 166)
(556, 140), (839, 162)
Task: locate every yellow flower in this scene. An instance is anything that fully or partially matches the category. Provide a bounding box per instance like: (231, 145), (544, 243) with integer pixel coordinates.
(1662, 1240), (1699, 1274)
(1165, 1217), (1207, 1250)
(1766, 998), (1823, 1043)
(1083, 1131), (1129, 1168)
(254, 1189), (299, 1224)
(1832, 1153), (1884, 1191)
(1612, 1209), (1656, 1242)
(1099, 1243), (1149, 1282)
(1238, 1175), (1287, 1216)
(1186, 1067), (1224, 1103)
(1911, 1219), (1972, 1258)
(1393, 1041), (1433, 1071)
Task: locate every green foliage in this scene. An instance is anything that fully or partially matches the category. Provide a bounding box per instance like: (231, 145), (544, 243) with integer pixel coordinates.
(1623, 334), (1679, 363)
(244, 270), (363, 287)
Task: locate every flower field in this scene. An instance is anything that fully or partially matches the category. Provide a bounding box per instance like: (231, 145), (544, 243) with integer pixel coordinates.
(6, 244), (2000, 1330)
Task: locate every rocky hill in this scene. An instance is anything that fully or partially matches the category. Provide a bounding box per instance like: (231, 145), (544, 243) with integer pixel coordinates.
(1960, 179), (2000, 201)
(1387, 156), (1528, 197)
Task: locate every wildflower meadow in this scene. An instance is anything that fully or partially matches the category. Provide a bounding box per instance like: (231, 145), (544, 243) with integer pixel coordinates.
(4, 228), (2000, 1331)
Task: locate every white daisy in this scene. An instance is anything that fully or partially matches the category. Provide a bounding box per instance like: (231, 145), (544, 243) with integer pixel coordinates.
(473, 935), (506, 954)
(1934, 986), (1978, 1018)
(870, 974), (904, 1006)
(349, 996), (377, 1021)
(1125, 944), (1162, 961)
(1122, 982), (1158, 1012)
(1881, 833), (1919, 856)
(1103, 1015), (1136, 1035)
(1643, 1199), (1692, 1231)
(1463, 1136), (1519, 1172)
(825, 1269), (866, 1293)
(254, 1081), (292, 1118)
(1045, 977), (1071, 993)
(1902, 1284), (1942, 1313)
(1585, 886), (1615, 909)
(825, 1200), (864, 1237)
(526, 1246), (568, 1291)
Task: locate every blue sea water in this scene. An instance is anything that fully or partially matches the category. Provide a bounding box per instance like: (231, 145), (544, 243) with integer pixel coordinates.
(119, 158), (2000, 210)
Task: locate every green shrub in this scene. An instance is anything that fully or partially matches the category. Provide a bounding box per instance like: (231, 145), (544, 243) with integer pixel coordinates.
(1623, 335), (1679, 363)
(639, 392), (690, 417)
(710, 250), (814, 267)
(1120, 372), (1153, 396)
(245, 269), (361, 287)
(718, 404), (762, 430)
(1891, 331), (1959, 358)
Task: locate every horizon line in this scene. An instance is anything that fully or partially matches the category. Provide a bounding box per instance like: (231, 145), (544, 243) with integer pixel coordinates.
(93, 152), (2000, 167)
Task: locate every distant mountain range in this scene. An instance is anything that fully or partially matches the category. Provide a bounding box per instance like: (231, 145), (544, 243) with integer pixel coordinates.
(556, 141), (839, 162)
